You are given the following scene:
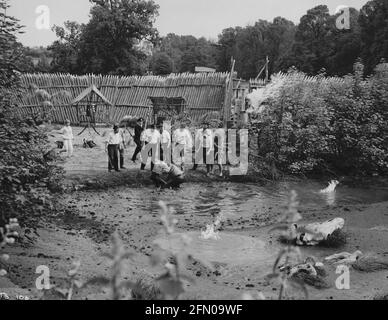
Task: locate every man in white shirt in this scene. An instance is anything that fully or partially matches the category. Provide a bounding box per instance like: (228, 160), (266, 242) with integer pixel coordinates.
(141, 124), (161, 171)
(159, 124), (171, 164)
(173, 123), (192, 170)
(105, 124), (123, 172)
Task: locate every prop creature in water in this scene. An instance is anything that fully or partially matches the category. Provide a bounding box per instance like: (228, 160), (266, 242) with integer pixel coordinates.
(201, 214), (225, 240)
(292, 217), (345, 246)
(320, 180), (340, 194)
(201, 225), (221, 240)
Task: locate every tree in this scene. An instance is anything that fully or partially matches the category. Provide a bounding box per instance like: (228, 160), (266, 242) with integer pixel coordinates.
(235, 21), (271, 79)
(325, 8), (361, 76)
(49, 21), (84, 74)
(0, 0), (24, 91)
(290, 5), (334, 74)
(179, 49), (200, 73)
(217, 27), (238, 73)
(217, 18), (295, 79)
(155, 34), (217, 73)
(77, 0), (159, 75)
(359, 0), (388, 74)
(269, 17), (296, 72)
(150, 52), (173, 75)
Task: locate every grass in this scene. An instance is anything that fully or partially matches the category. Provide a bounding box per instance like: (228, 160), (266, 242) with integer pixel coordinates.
(374, 293), (388, 300)
(131, 278), (162, 300)
(318, 229), (347, 248)
(292, 272), (331, 289)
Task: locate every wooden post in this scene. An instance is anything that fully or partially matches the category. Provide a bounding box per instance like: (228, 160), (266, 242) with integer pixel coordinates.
(223, 57), (235, 127)
(265, 56), (270, 83)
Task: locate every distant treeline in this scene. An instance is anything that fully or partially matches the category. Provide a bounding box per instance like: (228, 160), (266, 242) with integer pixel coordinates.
(16, 0), (388, 79)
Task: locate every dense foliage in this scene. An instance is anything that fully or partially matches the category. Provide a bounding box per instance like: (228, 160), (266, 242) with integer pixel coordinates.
(217, 18), (296, 79)
(149, 52), (174, 75)
(0, 112), (63, 229)
(154, 34), (218, 73)
(250, 61), (388, 176)
(50, 21), (84, 74)
(49, 0), (159, 75)
(0, 0), (63, 232)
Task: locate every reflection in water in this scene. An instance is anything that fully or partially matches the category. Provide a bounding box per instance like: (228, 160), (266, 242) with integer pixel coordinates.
(323, 191), (336, 206)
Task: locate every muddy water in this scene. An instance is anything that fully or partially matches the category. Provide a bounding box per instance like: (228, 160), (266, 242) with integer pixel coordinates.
(156, 232), (275, 267)
(141, 180), (388, 268)
(109, 180), (388, 218)
(69, 179), (388, 285)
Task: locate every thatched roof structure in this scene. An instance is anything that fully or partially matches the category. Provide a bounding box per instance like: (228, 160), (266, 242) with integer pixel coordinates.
(71, 84), (113, 106)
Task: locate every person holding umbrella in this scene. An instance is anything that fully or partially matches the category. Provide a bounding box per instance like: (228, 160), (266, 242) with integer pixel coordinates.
(131, 118), (145, 163)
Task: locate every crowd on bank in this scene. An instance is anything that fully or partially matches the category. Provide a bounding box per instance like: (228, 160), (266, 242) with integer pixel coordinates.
(52, 118), (227, 189)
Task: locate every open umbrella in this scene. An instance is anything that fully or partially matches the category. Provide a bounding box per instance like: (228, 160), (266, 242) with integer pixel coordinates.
(119, 116), (138, 129)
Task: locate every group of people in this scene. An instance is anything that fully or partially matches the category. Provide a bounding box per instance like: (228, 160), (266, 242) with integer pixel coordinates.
(128, 119), (223, 176)
(53, 117), (225, 190)
(104, 118), (185, 189)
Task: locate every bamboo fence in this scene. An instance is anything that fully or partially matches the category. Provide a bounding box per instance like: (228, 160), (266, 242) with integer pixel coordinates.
(14, 72), (230, 124)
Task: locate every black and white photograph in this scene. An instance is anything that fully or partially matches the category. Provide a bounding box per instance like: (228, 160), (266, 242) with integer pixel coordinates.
(1, 0), (388, 305)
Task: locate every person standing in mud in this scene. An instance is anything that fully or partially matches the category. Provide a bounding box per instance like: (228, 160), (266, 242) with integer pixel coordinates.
(105, 124), (123, 172)
(131, 118), (144, 163)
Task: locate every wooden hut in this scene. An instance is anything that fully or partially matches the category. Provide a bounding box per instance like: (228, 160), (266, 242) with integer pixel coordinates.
(148, 97), (186, 125)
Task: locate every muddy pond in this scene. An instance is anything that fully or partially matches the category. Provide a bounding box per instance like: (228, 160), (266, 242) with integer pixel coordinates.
(70, 179), (388, 281)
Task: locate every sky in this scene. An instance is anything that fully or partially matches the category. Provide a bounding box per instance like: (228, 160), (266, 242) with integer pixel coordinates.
(8, 0), (368, 47)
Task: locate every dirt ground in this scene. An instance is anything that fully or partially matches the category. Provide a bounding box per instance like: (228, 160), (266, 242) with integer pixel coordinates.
(1, 127), (388, 300)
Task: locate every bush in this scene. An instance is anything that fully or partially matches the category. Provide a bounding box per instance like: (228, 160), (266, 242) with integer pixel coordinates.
(250, 61), (388, 176)
(0, 106), (64, 232)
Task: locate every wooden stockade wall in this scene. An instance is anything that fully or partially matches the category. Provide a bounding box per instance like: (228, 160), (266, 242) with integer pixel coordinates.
(16, 72), (230, 124)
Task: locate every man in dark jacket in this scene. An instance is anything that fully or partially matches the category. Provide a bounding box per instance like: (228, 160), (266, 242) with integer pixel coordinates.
(131, 118), (144, 163)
